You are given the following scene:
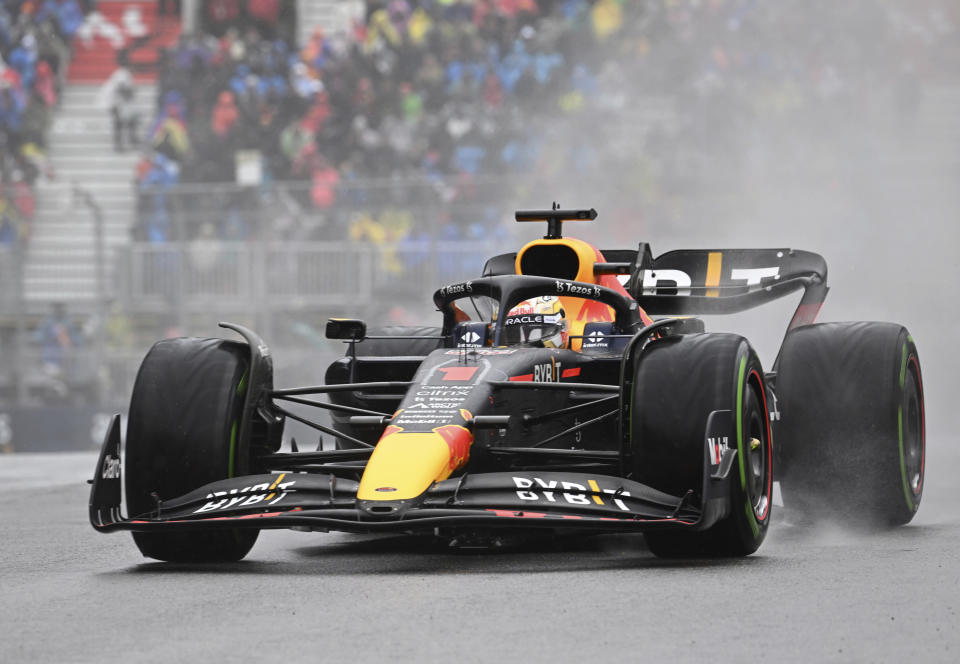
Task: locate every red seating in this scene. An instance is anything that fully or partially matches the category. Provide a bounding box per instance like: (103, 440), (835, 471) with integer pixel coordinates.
(67, 1), (181, 83)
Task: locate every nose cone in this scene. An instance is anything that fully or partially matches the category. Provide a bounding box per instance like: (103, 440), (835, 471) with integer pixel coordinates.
(357, 426), (473, 503)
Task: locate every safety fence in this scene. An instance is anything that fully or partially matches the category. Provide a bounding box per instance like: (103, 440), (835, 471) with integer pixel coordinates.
(0, 248), (19, 307)
(114, 239), (497, 312)
(1, 238), (499, 414)
(133, 177), (517, 243)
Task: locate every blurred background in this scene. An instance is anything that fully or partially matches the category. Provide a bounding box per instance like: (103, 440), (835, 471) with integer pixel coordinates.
(0, 0), (957, 454)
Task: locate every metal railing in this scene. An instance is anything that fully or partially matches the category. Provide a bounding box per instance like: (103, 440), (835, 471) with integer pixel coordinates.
(0, 249), (18, 305)
(2, 237), (498, 408)
(114, 239), (498, 312)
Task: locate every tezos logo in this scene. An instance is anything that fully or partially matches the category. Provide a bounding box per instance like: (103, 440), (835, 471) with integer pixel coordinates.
(440, 281), (473, 297)
(555, 281), (601, 297)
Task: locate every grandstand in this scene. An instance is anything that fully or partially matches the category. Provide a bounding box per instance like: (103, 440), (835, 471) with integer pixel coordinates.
(1, 0), (958, 450)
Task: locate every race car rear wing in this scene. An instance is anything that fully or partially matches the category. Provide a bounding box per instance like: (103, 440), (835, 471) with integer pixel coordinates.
(484, 246), (828, 331)
(627, 247), (828, 329)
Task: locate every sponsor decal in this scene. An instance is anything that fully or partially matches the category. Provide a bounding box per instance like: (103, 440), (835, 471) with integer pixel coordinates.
(444, 348), (517, 356)
(512, 476), (632, 511)
(582, 330), (607, 348)
(375, 487), (397, 493)
(767, 389), (781, 422)
(398, 360), (489, 428)
(509, 301), (536, 315)
(555, 280), (602, 297)
(505, 315), (544, 326)
(642, 269), (692, 296)
(412, 386), (471, 407)
(101, 455), (121, 479)
(731, 267), (780, 285)
(194, 474), (296, 514)
(439, 281), (473, 297)
(533, 361), (561, 383)
(512, 361), (573, 383)
(458, 330), (482, 346)
(414, 387), (472, 399)
(397, 384), (474, 426)
(642, 263), (781, 296)
(438, 366), (479, 382)
(708, 435), (729, 466)
(404, 401), (435, 410)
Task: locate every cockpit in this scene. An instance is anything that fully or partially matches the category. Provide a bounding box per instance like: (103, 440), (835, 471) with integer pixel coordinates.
(435, 275), (641, 351)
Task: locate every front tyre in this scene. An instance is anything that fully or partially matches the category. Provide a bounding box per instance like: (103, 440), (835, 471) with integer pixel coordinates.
(125, 338), (258, 562)
(777, 322), (925, 526)
(631, 334), (773, 557)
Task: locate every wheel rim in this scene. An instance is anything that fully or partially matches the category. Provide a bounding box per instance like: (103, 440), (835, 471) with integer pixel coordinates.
(747, 401), (769, 519)
(903, 367), (924, 496)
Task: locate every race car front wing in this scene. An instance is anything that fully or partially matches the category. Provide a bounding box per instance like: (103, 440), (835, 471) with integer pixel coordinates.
(90, 412), (740, 535)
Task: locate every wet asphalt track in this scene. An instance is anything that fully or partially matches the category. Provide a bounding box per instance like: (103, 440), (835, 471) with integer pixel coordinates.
(1, 451), (958, 663)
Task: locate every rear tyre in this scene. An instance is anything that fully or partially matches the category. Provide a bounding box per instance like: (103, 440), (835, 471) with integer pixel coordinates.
(125, 338), (258, 562)
(631, 334), (773, 557)
(776, 322), (924, 526)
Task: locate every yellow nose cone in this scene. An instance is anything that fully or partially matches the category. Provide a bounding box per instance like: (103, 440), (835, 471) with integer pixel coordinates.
(357, 426), (472, 501)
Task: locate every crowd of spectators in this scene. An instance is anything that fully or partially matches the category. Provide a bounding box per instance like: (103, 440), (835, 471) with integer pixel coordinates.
(137, 0), (625, 245)
(137, 0), (959, 250)
(0, 0), (85, 248)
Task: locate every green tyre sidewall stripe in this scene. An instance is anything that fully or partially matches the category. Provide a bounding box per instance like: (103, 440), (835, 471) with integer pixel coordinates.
(230, 369), (248, 478)
(229, 419), (238, 479)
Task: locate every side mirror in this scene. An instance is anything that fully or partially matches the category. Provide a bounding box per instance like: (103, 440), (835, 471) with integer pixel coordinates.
(659, 317), (705, 336)
(326, 318), (367, 340)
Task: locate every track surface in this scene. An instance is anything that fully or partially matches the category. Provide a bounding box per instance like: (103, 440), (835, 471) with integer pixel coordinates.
(1, 451), (958, 663)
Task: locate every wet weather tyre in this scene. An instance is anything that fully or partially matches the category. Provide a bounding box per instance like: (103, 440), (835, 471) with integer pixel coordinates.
(125, 338), (258, 562)
(631, 334), (773, 557)
(776, 322), (924, 526)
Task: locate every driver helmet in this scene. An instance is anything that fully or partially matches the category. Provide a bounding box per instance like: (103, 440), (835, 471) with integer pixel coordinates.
(503, 296), (568, 348)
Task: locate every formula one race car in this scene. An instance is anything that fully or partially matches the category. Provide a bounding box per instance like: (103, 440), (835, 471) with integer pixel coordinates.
(89, 208), (925, 561)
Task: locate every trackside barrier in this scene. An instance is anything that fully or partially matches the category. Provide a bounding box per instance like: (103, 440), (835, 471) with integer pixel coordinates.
(114, 240), (499, 312)
(0, 248), (18, 313)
